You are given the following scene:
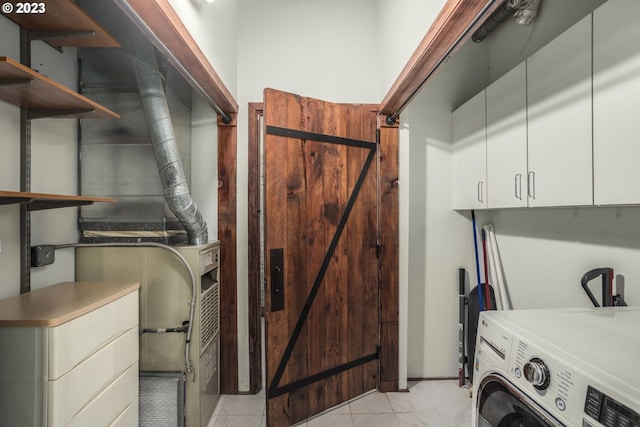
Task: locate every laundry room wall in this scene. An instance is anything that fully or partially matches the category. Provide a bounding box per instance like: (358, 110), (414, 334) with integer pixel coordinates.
(236, 0), (381, 392)
(235, 0), (452, 392)
(403, 0), (639, 379)
(0, 17), (21, 299)
(377, 0), (447, 97)
(401, 39), (489, 379)
(0, 15), (79, 298)
(481, 208), (640, 310)
(167, 0), (238, 99)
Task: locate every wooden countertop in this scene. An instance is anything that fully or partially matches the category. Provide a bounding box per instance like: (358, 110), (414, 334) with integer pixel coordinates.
(0, 282), (139, 327)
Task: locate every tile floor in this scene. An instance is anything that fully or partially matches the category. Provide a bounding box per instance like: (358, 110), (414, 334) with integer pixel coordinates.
(207, 379), (473, 427)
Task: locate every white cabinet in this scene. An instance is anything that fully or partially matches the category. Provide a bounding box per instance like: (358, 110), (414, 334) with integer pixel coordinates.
(0, 282), (139, 427)
(593, 0), (640, 205)
(486, 61), (528, 208)
(452, 90), (487, 210)
(526, 15), (593, 207)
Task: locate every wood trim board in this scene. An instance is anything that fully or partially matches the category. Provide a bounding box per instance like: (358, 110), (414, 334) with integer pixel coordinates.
(247, 102), (263, 393)
(379, 0), (503, 117)
(115, 0), (238, 115)
(218, 113), (239, 393)
(378, 115), (400, 392)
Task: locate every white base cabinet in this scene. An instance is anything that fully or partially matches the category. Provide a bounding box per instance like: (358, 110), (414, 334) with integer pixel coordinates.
(0, 282), (139, 427)
(593, 0), (640, 205)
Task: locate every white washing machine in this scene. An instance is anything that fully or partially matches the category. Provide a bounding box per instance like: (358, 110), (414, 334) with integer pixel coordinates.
(472, 307), (640, 426)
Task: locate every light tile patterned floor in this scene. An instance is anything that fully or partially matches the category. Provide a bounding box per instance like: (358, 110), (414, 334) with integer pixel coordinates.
(207, 379), (473, 427)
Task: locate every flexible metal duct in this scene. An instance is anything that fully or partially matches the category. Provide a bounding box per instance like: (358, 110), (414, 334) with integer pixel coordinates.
(127, 30), (208, 245)
(472, 0), (541, 43)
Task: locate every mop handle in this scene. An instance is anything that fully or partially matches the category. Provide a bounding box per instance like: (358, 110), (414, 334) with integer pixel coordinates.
(481, 228), (491, 310)
(471, 210), (485, 311)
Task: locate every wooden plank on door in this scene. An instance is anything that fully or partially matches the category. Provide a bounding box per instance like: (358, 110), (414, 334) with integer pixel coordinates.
(378, 115), (400, 392)
(264, 88), (380, 425)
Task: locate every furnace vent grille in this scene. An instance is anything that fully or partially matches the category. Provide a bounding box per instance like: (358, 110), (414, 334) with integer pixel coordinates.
(200, 283), (219, 352)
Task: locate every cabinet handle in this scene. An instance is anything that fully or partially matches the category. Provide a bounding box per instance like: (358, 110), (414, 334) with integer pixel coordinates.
(528, 171), (536, 199)
(515, 174), (522, 200)
(477, 181), (484, 204)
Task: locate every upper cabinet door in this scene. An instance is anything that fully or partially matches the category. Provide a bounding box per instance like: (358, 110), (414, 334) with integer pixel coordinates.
(486, 62), (528, 209)
(526, 15), (593, 208)
(452, 90), (487, 210)
(593, 0), (640, 205)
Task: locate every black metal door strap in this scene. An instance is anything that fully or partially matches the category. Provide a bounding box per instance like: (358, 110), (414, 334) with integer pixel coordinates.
(266, 125), (378, 399)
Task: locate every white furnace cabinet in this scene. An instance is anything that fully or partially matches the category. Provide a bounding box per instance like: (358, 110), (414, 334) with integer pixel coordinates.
(76, 242), (221, 427)
(0, 281), (140, 427)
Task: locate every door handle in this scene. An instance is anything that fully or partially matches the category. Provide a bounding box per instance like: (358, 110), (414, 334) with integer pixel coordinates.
(528, 171), (536, 200)
(515, 174), (522, 200)
(270, 248), (285, 312)
(477, 181), (484, 204)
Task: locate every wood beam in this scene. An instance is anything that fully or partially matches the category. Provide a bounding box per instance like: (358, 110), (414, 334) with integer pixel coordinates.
(377, 115), (400, 392)
(116, 0), (238, 115)
(379, 0), (503, 118)
(218, 113), (239, 393)
(247, 102), (263, 393)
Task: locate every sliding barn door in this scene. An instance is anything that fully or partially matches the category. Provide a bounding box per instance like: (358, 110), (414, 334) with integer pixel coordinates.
(263, 88), (379, 426)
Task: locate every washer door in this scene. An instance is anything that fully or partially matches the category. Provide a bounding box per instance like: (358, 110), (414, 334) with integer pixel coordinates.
(476, 374), (564, 427)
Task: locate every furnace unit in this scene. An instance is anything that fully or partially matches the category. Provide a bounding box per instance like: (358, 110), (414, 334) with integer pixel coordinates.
(76, 242), (220, 427)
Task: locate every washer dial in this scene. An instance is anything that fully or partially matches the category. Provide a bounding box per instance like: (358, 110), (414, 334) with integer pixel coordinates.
(523, 357), (551, 390)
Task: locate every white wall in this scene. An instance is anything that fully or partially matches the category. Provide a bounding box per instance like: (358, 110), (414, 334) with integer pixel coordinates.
(191, 93), (219, 241)
(481, 208), (640, 310)
(0, 20), (79, 298)
(165, 0), (234, 243)
(30, 43), (79, 292)
(402, 39), (489, 378)
(377, 0), (447, 97)
(402, 0), (640, 380)
(236, 0), (380, 391)
(168, 0), (238, 100)
(0, 18), (21, 300)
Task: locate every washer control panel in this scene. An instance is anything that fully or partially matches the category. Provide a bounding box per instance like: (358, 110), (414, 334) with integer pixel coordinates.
(585, 386), (640, 427)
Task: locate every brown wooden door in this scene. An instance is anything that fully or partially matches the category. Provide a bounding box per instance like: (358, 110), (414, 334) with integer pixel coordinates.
(263, 88), (380, 426)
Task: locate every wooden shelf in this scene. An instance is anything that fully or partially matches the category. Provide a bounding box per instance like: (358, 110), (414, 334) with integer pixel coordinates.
(0, 57), (120, 119)
(2, 0), (120, 48)
(0, 190), (117, 211)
